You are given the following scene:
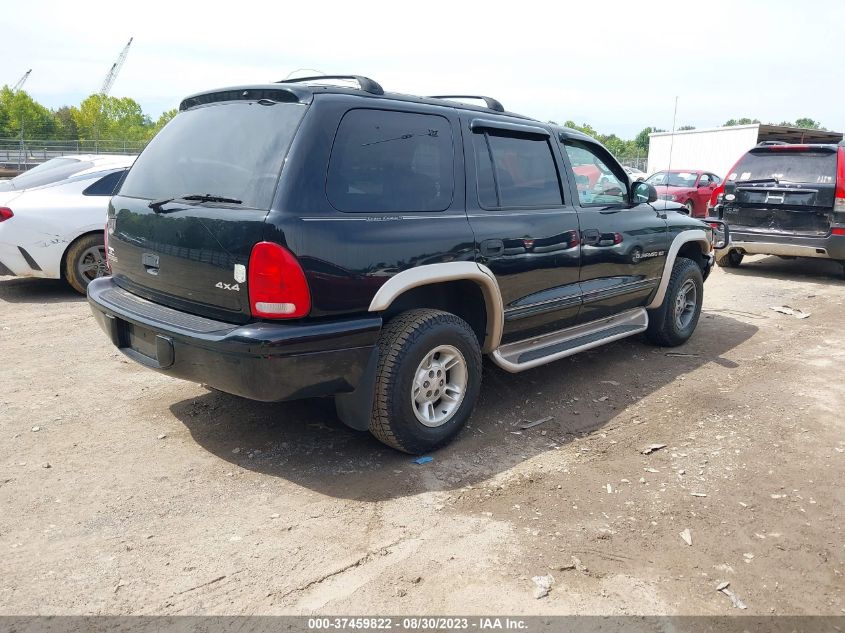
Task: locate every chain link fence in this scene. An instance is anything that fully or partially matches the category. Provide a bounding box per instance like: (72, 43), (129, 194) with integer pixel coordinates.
(614, 152), (649, 173)
(0, 138), (147, 172)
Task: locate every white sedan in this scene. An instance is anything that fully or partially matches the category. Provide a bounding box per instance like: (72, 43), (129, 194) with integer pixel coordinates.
(0, 154), (135, 293)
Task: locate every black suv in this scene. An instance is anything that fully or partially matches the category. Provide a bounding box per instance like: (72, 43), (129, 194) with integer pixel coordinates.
(88, 75), (723, 453)
(714, 141), (845, 276)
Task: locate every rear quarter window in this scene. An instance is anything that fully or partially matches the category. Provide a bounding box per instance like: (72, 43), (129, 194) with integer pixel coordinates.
(326, 109), (454, 213)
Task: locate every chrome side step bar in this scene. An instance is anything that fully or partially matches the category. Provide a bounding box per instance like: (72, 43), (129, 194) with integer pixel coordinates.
(491, 308), (649, 373)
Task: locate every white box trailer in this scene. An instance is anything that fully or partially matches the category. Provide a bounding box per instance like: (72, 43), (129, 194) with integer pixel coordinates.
(647, 124), (842, 180)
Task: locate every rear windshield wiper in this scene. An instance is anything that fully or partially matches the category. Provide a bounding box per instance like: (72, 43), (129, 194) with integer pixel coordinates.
(149, 193), (243, 213)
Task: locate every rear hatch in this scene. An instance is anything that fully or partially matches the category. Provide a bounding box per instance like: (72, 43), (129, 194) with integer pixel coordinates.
(722, 146), (837, 236)
(109, 93), (307, 324)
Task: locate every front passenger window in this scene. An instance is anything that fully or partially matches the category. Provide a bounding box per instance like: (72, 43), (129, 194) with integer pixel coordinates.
(564, 142), (627, 206)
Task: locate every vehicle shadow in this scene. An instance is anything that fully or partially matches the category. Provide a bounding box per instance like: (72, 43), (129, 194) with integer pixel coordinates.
(719, 255), (845, 284)
(170, 312), (758, 502)
(0, 277), (83, 304)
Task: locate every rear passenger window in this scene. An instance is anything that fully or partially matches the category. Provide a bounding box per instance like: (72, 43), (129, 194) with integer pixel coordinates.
(83, 170), (128, 196)
(472, 130), (562, 208)
(327, 109), (454, 212)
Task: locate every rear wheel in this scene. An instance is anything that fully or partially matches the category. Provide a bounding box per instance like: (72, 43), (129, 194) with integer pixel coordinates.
(370, 309), (482, 454)
(64, 233), (108, 294)
(646, 257), (703, 347)
(716, 248), (744, 268)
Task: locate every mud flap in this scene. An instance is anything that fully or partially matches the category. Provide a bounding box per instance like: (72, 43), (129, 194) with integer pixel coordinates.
(334, 347), (380, 431)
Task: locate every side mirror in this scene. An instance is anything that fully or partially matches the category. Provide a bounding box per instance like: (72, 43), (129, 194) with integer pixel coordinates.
(704, 217), (730, 250)
(632, 181), (658, 204)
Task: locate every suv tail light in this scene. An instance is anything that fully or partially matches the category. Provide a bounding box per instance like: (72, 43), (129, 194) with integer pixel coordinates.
(0, 207), (13, 222)
(835, 146), (845, 213)
(248, 242), (311, 319)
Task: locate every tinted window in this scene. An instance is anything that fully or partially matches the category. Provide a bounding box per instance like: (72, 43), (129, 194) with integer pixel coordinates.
(698, 173), (711, 185)
(83, 170), (127, 196)
(472, 132), (562, 208)
(729, 150), (836, 184)
(472, 133), (498, 208)
(0, 157), (94, 192)
(120, 102), (306, 209)
(327, 109), (454, 212)
(565, 142), (627, 205)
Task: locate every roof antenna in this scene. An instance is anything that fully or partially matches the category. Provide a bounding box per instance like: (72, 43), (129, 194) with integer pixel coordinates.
(667, 96), (678, 173)
(284, 68), (325, 79)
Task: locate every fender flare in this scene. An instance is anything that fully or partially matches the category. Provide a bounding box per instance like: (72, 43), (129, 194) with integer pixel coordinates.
(368, 262), (504, 353)
(647, 229), (710, 309)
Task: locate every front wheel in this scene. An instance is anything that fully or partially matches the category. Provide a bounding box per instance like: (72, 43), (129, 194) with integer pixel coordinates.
(64, 233), (108, 294)
(369, 309), (482, 453)
(646, 257), (703, 347)
(684, 200), (694, 215)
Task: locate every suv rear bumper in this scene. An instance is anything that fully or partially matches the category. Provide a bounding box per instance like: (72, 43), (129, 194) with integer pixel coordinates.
(719, 230), (845, 261)
(87, 277), (382, 402)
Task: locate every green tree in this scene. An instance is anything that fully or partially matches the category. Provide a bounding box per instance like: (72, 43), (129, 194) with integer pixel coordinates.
(792, 117), (822, 130)
(723, 117), (760, 126)
(72, 94), (150, 142)
(634, 127), (665, 152)
(149, 108), (178, 138)
(0, 86), (55, 138)
(52, 106), (79, 140)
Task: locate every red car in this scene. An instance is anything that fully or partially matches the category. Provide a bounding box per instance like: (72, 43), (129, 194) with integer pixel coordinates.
(644, 169), (722, 217)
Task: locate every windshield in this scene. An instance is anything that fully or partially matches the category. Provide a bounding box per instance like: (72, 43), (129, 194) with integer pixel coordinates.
(119, 101), (307, 209)
(0, 157), (93, 192)
(728, 150), (836, 185)
(646, 171), (698, 187)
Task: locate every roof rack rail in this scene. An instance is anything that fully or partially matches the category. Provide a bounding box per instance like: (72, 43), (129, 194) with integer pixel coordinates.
(428, 95), (505, 113)
(276, 75), (384, 96)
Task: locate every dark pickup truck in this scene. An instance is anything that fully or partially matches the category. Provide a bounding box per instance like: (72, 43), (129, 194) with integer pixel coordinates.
(88, 75), (724, 453)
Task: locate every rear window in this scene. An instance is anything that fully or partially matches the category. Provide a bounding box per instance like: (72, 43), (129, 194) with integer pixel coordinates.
(729, 150), (836, 185)
(0, 157), (94, 192)
(326, 109), (454, 212)
(119, 101), (306, 209)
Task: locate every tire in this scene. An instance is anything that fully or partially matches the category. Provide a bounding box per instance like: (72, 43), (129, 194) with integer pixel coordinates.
(370, 309), (482, 453)
(646, 257), (703, 347)
(64, 233), (107, 294)
(715, 248), (744, 268)
(684, 200), (694, 215)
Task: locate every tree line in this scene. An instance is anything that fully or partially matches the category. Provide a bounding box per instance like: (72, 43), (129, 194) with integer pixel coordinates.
(0, 87), (177, 142)
(0, 84), (826, 151)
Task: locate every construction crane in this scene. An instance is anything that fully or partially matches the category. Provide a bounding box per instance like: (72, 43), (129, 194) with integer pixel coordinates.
(12, 69), (32, 92)
(100, 37), (133, 96)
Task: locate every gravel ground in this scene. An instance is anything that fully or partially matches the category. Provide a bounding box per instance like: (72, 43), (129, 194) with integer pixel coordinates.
(1, 255), (843, 615)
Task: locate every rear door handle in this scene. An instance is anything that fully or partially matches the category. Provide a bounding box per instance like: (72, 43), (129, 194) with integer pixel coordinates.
(480, 239), (504, 257)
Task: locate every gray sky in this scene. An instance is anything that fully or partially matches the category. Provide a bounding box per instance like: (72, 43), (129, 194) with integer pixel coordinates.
(6, 0), (844, 138)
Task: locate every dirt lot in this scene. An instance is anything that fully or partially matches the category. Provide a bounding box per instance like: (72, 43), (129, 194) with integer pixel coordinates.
(1, 256), (843, 616)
